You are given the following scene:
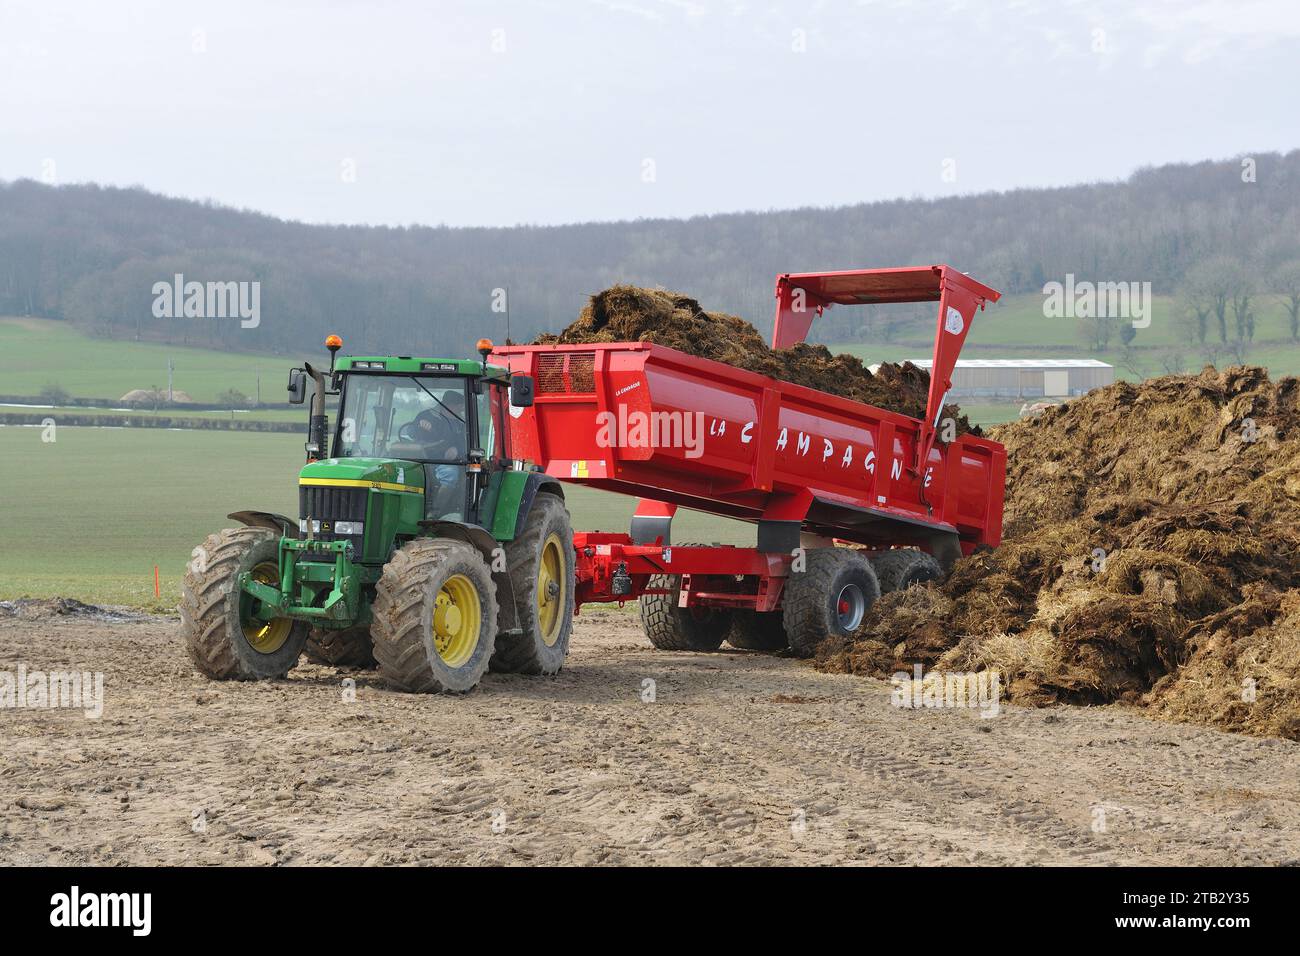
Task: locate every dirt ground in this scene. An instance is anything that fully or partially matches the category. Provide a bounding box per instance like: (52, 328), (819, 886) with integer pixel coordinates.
(2, 609), (1298, 866)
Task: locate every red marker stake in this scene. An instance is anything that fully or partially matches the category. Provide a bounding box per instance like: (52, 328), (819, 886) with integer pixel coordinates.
(154, 565), (161, 599)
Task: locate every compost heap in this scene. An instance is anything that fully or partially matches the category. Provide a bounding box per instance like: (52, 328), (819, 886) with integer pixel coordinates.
(535, 285), (972, 432)
(815, 365), (1300, 740)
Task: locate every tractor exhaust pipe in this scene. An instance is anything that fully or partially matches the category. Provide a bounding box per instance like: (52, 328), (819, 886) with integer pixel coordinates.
(304, 361), (328, 461)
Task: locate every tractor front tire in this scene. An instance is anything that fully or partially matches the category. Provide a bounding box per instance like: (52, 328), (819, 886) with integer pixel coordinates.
(870, 548), (943, 594)
(305, 626), (376, 668)
(181, 527), (309, 680)
(639, 553), (732, 652)
(783, 548), (880, 658)
(491, 493), (575, 675)
(372, 538), (499, 694)
(727, 610), (789, 651)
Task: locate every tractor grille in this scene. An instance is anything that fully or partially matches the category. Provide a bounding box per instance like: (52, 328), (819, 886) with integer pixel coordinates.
(298, 485), (368, 548)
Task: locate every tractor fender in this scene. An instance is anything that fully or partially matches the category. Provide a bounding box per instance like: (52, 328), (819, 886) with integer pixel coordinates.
(228, 510), (296, 536)
(513, 473), (565, 539)
(420, 520), (521, 633)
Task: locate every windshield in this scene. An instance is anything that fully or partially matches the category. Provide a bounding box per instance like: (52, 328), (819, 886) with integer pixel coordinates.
(335, 374), (468, 462)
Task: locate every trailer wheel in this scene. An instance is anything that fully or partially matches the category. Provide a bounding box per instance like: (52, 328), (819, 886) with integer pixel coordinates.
(783, 548), (879, 657)
(870, 548), (943, 594)
(181, 527), (309, 680)
(372, 538), (499, 693)
(639, 550), (731, 652)
(727, 610), (789, 651)
(305, 626), (376, 668)
(491, 493), (575, 675)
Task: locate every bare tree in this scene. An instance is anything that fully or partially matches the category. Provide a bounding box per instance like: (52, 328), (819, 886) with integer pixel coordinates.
(1229, 269), (1254, 342)
(1159, 349), (1187, 376)
(1275, 260), (1300, 341)
(1185, 257), (1245, 344)
(1176, 285), (1211, 344)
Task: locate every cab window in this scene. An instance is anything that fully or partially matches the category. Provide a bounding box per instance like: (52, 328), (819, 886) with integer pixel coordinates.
(335, 374), (468, 462)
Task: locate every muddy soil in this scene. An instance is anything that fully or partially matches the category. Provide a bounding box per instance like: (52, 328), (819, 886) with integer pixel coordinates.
(2, 610), (1297, 866)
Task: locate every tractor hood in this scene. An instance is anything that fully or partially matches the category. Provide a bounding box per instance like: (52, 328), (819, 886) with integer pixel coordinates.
(299, 458), (424, 493)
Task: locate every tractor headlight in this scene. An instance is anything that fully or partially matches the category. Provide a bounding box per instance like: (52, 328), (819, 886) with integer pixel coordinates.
(335, 521), (364, 536)
(299, 519), (320, 533)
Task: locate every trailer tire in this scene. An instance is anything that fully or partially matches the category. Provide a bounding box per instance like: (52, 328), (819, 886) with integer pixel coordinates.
(491, 493), (575, 675)
(639, 545), (731, 652)
(727, 610), (789, 651)
(305, 626), (376, 668)
(181, 527), (309, 680)
(372, 538), (499, 694)
(870, 548), (944, 594)
(783, 548), (879, 658)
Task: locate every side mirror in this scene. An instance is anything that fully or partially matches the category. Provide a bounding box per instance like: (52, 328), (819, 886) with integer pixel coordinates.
(510, 374), (535, 408)
(287, 368), (307, 405)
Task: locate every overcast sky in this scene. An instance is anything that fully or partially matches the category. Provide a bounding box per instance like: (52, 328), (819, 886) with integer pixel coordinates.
(2, 0), (1297, 228)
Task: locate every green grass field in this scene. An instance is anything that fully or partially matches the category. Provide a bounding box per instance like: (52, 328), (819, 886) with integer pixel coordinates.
(0, 403), (307, 424)
(0, 426), (749, 608)
(0, 316), (292, 403)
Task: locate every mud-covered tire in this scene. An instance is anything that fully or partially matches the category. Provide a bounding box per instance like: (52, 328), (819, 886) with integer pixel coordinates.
(181, 527), (309, 680)
(490, 493), (575, 675)
(305, 626), (376, 668)
(870, 548), (944, 594)
(726, 610), (789, 651)
(372, 538), (499, 693)
(783, 548), (880, 658)
(639, 552), (732, 652)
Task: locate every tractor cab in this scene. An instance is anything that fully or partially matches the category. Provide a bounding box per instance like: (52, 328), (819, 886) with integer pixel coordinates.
(331, 361), (494, 522)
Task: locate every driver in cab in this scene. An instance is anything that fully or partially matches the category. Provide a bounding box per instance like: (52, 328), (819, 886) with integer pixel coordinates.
(407, 390), (466, 462)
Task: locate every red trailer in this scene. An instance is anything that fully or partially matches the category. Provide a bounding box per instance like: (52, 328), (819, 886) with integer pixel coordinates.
(494, 265), (1003, 654)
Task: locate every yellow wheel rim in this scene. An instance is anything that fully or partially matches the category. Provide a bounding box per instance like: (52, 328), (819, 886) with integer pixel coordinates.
(537, 532), (565, 647)
(433, 574), (482, 667)
(241, 562), (292, 654)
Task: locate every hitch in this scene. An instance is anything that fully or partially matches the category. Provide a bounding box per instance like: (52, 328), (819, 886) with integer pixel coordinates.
(238, 537), (361, 623)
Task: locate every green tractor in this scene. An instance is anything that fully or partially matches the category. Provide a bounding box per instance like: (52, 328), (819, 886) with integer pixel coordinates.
(180, 335), (575, 693)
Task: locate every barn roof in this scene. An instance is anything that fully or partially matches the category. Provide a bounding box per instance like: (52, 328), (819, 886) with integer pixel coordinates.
(906, 359), (1113, 369)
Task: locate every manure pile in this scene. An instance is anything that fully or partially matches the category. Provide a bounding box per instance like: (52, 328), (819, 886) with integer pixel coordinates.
(815, 366), (1300, 740)
(535, 285), (973, 432)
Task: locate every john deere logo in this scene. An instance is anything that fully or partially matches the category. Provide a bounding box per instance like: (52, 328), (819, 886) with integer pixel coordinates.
(321, 522), (332, 531)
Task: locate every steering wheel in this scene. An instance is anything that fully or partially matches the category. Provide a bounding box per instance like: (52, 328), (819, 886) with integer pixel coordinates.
(397, 421), (424, 443)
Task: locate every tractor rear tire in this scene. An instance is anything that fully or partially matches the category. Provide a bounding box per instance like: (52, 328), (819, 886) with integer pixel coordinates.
(305, 626), (376, 668)
(491, 493), (575, 675)
(372, 538), (499, 694)
(181, 527), (309, 680)
(726, 610), (789, 651)
(639, 552), (731, 652)
(870, 548), (944, 594)
(783, 548), (880, 658)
